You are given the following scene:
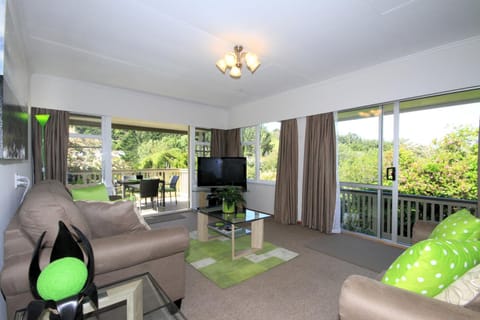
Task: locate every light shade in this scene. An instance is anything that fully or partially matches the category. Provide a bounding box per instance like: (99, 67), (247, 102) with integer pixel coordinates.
(216, 59), (227, 73)
(245, 52), (258, 65)
(246, 60), (261, 73)
(216, 45), (260, 79)
(229, 66), (242, 78)
(245, 52), (260, 73)
(35, 114), (50, 127)
(224, 52), (236, 67)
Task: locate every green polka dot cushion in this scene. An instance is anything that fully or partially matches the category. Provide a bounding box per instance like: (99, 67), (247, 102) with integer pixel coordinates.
(382, 239), (480, 297)
(36, 257), (88, 301)
(429, 209), (480, 241)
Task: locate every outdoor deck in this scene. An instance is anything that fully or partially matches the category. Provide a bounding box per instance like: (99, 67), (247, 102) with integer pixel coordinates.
(67, 169), (477, 243)
(137, 193), (190, 216)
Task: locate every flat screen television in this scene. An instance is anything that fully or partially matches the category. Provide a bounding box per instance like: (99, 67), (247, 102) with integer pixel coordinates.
(197, 157), (247, 190)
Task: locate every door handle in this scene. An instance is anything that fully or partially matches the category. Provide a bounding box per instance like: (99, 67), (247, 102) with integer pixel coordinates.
(386, 167), (396, 181)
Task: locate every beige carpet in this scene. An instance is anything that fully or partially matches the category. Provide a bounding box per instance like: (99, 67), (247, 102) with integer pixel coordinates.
(306, 233), (405, 273)
(150, 212), (377, 320)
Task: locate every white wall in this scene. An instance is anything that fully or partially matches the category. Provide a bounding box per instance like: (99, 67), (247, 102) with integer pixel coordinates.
(229, 36), (480, 128)
(244, 182), (276, 214)
(30, 75), (229, 129)
(28, 37), (480, 220)
(1, 6), (476, 319)
(230, 36), (480, 216)
(246, 117), (306, 219)
(0, 2), (32, 318)
(20, 35), (480, 221)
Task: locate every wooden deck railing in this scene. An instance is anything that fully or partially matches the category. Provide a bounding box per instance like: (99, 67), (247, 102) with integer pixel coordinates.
(340, 188), (477, 244)
(67, 168), (189, 196)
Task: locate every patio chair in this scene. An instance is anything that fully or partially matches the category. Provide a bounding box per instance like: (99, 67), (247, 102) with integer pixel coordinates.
(164, 175), (179, 204)
(136, 179), (160, 211)
(122, 175), (139, 196)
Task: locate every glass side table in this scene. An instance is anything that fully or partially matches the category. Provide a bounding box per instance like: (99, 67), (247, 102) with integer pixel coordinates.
(15, 273), (187, 320)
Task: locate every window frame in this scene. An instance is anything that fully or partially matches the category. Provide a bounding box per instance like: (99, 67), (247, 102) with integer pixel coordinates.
(241, 122), (280, 185)
(67, 115), (104, 185)
(194, 128), (211, 159)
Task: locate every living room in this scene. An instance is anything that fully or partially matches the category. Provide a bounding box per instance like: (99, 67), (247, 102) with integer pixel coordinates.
(0, 1), (479, 319)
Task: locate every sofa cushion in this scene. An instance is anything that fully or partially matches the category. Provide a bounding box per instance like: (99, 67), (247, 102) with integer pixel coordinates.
(18, 182), (92, 246)
(71, 184), (110, 201)
(429, 209), (480, 241)
(75, 200), (149, 238)
(465, 293), (480, 312)
(382, 239), (480, 297)
(91, 226), (188, 274)
(33, 180), (72, 199)
(434, 264), (480, 305)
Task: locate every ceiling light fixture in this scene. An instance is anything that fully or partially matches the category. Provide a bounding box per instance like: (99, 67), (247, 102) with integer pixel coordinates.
(216, 45), (260, 79)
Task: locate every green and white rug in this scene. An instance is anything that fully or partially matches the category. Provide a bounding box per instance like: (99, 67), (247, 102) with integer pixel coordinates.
(186, 231), (298, 288)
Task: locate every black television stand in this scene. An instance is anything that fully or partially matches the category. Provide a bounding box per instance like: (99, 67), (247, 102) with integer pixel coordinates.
(206, 189), (221, 207)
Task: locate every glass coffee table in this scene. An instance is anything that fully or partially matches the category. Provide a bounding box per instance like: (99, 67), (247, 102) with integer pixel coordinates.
(15, 273), (187, 320)
(197, 207), (272, 260)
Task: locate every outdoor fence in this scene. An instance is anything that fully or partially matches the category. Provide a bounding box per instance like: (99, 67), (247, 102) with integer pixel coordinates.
(68, 172), (477, 244)
(67, 168), (189, 197)
(340, 188), (477, 244)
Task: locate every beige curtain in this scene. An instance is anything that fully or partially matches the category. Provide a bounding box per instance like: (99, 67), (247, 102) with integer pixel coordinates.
(211, 129), (225, 157)
(224, 129), (241, 157)
(274, 119), (298, 224)
(211, 128), (241, 157)
(32, 107), (70, 184)
(301, 113), (337, 233)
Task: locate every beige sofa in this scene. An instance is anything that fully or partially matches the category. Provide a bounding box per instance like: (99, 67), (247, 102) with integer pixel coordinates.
(0, 180), (189, 319)
(339, 221), (480, 320)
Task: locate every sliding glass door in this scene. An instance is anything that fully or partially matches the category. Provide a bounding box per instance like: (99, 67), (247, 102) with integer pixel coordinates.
(395, 92), (479, 243)
(337, 104), (399, 241)
(338, 89), (479, 245)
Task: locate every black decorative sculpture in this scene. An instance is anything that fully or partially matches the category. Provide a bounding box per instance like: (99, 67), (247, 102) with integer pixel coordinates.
(27, 221), (98, 320)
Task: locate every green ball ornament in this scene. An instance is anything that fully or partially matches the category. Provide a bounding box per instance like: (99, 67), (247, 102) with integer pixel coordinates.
(36, 257), (88, 301)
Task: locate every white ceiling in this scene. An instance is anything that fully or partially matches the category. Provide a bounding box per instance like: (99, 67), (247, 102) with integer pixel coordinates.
(10, 0), (480, 109)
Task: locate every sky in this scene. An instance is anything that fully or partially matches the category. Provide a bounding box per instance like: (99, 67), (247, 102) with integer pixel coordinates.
(338, 102), (479, 146)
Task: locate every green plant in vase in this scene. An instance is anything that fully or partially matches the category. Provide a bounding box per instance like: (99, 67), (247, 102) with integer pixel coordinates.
(217, 186), (245, 213)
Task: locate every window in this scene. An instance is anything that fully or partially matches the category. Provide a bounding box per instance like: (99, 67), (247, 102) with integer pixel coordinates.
(241, 126), (256, 180)
(111, 125), (188, 172)
(193, 128), (211, 173)
(241, 122), (280, 182)
(68, 115), (189, 185)
(397, 90), (480, 201)
(337, 88), (479, 243)
(68, 115), (102, 185)
(195, 128), (211, 158)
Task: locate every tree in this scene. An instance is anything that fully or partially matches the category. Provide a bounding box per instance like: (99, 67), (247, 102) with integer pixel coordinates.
(260, 127), (280, 180)
(112, 130), (143, 165)
(338, 133), (378, 184)
(112, 129), (188, 169)
(68, 137), (102, 171)
(398, 126), (478, 199)
(338, 126), (478, 200)
(260, 125), (274, 156)
(240, 125), (279, 180)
